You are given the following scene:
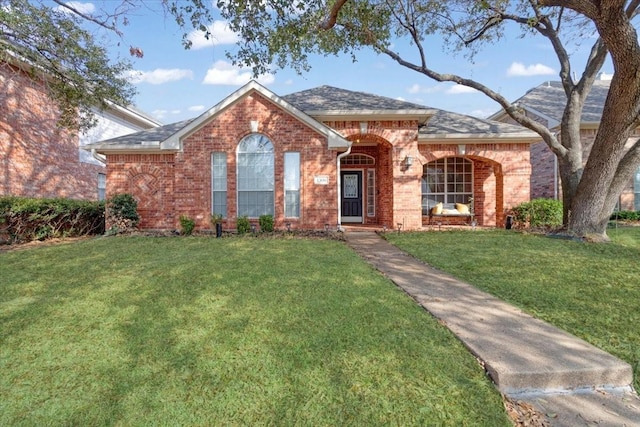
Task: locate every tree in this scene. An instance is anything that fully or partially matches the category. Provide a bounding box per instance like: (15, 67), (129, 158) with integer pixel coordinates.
(165, 0), (640, 240)
(0, 0), (138, 130)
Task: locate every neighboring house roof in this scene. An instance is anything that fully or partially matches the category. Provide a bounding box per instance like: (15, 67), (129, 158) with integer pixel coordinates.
(105, 101), (163, 129)
(488, 80), (611, 126)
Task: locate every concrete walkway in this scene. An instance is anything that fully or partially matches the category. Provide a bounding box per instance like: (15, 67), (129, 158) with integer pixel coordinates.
(345, 231), (640, 427)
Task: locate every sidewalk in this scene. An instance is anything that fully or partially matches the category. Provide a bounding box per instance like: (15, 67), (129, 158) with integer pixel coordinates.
(345, 231), (640, 426)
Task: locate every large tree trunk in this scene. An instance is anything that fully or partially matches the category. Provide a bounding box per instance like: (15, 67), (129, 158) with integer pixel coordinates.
(559, 2), (640, 240)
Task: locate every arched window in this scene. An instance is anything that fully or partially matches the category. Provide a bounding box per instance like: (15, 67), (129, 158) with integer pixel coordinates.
(422, 157), (473, 214)
(237, 133), (274, 217)
(340, 154), (375, 166)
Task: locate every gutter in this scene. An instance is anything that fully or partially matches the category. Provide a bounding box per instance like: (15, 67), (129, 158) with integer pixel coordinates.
(335, 144), (353, 231)
(91, 149), (106, 164)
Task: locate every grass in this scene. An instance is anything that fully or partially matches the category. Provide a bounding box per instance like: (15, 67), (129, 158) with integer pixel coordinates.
(0, 236), (511, 426)
(384, 226), (640, 392)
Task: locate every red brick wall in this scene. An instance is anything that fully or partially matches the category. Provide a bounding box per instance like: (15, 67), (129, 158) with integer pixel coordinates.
(418, 143), (531, 227)
(105, 92), (338, 231)
(103, 94), (532, 231)
(0, 63), (103, 200)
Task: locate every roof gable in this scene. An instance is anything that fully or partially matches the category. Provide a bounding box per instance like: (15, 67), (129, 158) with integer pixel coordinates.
(491, 80), (610, 125)
(161, 81), (349, 150)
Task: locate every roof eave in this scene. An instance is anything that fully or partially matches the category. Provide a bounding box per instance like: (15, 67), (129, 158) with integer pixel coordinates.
(419, 133), (540, 143)
(306, 110), (434, 124)
(82, 142), (174, 154)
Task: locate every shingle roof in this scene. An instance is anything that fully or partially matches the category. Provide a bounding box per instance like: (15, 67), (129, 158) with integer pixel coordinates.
(512, 80), (610, 123)
(422, 110), (535, 136)
(93, 120), (192, 146)
(85, 84), (537, 149)
(283, 85), (431, 112)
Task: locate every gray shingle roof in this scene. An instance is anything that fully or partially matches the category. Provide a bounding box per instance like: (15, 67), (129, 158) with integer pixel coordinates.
(90, 120), (192, 146)
(513, 80), (610, 123)
(283, 85), (431, 112)
(422, 110), (534, 136)
(86, 84), (536, 148)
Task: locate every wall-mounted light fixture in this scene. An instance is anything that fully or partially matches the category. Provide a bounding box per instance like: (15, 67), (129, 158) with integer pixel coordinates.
(403, 155), (414, 168)
(359, 121), (368, 134)
(457, 144), (466, 156)
(250, 120), (259, 132)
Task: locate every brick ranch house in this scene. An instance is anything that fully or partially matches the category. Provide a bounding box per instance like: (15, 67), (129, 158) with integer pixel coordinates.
(85, 81), (539, 231)
(490, 77), (640, 211)
(0, 60), (161, 201)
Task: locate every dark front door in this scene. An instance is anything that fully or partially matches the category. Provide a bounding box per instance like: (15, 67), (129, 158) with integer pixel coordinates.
(341, 171), (363, 223)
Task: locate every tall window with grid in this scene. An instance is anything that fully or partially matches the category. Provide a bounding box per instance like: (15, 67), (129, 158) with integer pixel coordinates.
(237, 134), (274, 217)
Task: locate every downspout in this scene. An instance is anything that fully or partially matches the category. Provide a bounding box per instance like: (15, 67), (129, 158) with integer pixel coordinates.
(336, 144), (352, 231)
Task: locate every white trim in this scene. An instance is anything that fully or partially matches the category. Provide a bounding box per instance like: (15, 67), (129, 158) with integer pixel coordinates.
(305, 110), (433, 125)
(419, 133), (539, 143)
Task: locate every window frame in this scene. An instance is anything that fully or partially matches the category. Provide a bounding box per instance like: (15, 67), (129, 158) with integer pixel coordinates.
(236, 133), (275, 218)
(211, 152), (227, 218)
(422, 157), (473, 215)
(284, 151), (301, 218)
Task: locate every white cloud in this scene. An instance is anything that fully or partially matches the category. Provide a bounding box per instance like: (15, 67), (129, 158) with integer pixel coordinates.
(408, 83), (477, 95)
(407, 84), (440, 94)
(127, 69), (194, 85)
(507, 62), (555, 77)
(56, 1), (95, 15)
(187, 20), (240, 49)
(446, 84), (478, 94)
(202, 60), (274, 85)
(152, 109), (182, 120)
(188, 105), (206, 112)
(469, 108), (496, 118)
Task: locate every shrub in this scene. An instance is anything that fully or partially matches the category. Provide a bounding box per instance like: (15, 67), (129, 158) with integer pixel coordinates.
(610, 210), (640, 221)
(179, 215), (196, 235)
(106, 194), (139, 234)
(259, 214), (274, 232)
(511, 198), (563, 229)
(210, 213), (223, 227)
(236, 216), (251, 234)
(0, 196), (105, 243)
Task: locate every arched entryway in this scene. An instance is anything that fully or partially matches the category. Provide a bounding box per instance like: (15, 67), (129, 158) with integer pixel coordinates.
(340, 137), (394, 226)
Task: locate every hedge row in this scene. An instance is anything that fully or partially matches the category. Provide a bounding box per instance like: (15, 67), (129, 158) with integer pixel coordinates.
(0, 196), (105, 244)
(610, 210), (640, 221)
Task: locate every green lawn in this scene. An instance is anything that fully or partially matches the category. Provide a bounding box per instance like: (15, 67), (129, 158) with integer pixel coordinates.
(0, 236), (510, 426)
(385, 226), (640, 392)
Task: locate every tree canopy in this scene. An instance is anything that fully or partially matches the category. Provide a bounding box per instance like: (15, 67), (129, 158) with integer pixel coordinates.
(166, 0), (640, 239)
(0, 0), (137, 130)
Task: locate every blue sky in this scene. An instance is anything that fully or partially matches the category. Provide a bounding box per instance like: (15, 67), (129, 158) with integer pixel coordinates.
(60, 1), (612, 125)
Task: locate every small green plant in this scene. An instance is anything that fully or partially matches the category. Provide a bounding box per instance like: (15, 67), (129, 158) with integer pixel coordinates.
(179, 215), (196, 235)
(259, 214), (274, 232)
(511, 198), (563, 229)
(236, 216), (251, 234)
(210, 213), (224, 227)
